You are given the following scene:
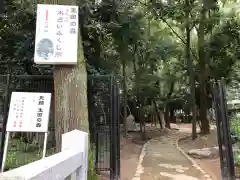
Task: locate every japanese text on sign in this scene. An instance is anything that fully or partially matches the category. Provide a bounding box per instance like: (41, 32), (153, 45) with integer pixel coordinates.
(12, 97), (25, 129)
(34, 4), (79, 65)
(55, 9), (64, 58)
(44, 10), (49, 33)
(69, 7), (77, 35)
(7, 92), (51, 132)
(36, 96), (45, 128)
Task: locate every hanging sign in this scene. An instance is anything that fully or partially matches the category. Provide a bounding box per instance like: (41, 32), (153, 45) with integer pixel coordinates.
(6, 92), (51, 132)
(34, 4), (79, 65)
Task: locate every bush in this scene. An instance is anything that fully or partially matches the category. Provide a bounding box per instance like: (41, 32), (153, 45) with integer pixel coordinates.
(88, 148), (99, 180)
(230, 115), (240, 167)
(230, 115), (240, 137)
(235, 153), (240, 164)
(6, 138), (55, 170)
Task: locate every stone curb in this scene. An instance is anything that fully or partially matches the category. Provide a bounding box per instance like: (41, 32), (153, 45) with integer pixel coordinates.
(131, 139), (151, 180)
(175, 136), (213, 180)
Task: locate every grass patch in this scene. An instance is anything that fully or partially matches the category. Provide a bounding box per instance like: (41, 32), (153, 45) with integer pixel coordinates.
(5, 138), (55, 170)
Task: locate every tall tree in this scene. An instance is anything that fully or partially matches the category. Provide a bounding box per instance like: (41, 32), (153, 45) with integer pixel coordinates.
(44, 0), (89, 151)
(185, 0), (197, 138)
(197, 0), (210, 134)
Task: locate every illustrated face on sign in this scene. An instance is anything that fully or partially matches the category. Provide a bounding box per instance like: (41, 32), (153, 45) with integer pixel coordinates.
(36, 38), (54, 60)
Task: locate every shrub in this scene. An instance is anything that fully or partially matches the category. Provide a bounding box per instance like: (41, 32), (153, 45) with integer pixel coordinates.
(88, 148), (99, 180)
(230, 115), (240, 137)
(235, 153), (240, 165)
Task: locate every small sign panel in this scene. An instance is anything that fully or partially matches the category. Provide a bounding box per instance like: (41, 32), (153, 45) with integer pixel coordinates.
(7, 92), (51, 132)
(34, 4), (78, 64)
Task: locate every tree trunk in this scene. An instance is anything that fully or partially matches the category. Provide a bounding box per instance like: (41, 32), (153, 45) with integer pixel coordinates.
(152, 101), (157, 126)
(197, 3), (210, 134)
(139, 102), (146, 140)
(153, 100), (163, 128)
(122, 57), (128, 136)
(185, 0), (197, 139)
(164, 82), (174, 129)
(44, 0), (89, 152)
(54, 65), (88, 151)
(132, 47), (145, 133)
(169, 107), (174, 123)
(164, 105), (171, 129)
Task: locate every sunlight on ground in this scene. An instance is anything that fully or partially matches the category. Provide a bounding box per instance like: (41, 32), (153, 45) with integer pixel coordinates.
(160, 172), (198, 180)
(158, 164), (189, 173)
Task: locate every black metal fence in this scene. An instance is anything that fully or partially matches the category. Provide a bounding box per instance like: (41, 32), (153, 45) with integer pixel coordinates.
(0, 74), (120, 179)
(88, 75), (120, 179)
(0, 75), (54, 169)
(213, 79), (236, 179)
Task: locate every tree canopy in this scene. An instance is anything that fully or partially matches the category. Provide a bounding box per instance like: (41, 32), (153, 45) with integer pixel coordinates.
(1, 0), (240, 135)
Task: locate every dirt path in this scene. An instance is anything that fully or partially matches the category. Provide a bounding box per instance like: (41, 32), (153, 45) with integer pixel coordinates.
(132, 130), (212, 180)
(179, 124), (221, 180)
(120, 126), (175, 180)
(195, 159), (220, 180)
(178, 127), (220, 180)
(121, 139), (143, 180)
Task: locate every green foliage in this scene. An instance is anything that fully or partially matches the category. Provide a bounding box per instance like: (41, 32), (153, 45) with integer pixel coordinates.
(2, 0), (240, 99)
(88, 148), (99, 180)
(208, 20), (240, 81)
(232, 115), (240, 165)
(2, 0), (240, 137)
(235, 153), (240, 165)
(230, 115), (240, 137)
(5, 138), (55, 170)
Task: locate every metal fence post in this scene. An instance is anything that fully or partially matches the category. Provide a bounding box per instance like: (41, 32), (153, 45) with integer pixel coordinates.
(218, 79), (235, 179)
(116, 82), (120, 179)
(213, 82), (225, 178)
(0, 74), (11, 168)
(109, 75), (114, 180)
(112, 77), (120, 180)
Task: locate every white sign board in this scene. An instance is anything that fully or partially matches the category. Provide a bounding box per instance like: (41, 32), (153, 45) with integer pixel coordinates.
(6, 92), (51, 132)
(34, 4), (79, 65)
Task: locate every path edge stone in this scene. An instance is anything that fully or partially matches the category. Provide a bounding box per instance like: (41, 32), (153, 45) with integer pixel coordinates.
(175, 136), (213, 180)
(131, 139), (151, 180)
